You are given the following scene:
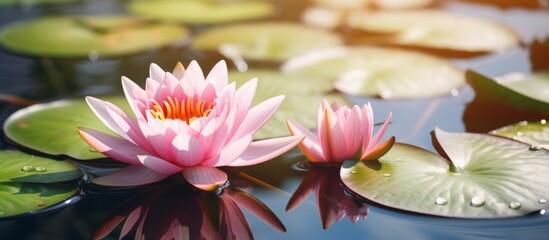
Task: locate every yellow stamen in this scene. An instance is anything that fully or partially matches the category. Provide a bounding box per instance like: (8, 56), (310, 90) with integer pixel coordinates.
(147, 97), (214, 124)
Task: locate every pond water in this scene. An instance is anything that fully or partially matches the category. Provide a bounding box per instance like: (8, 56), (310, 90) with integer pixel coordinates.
(0, 0), (548, 239)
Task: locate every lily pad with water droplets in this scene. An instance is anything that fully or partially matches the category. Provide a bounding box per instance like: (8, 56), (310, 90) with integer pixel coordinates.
(129, 0), (274, 24)
(0, 150), (81, 183)
(0, 16), (190, 58)
(0, 182), (78, 218)
(340, 128), (549, 218)
(466, 71), (549, 112)
(229, 69), (348, 139)
(3, 97), (130, 160)
(192, 22), (343, 61)
(282, 47), (464, 99)
(490, 120), (549, 150)
(347, 10), (519, 52)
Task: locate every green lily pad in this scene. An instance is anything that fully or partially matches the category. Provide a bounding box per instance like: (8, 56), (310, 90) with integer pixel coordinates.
(4, 97), (130, 160)
(341, 129), (549, 218)
(0, 150), (81, 183)
(129, 0), (274, 24)
(0, 16), (190, 58)
(0, 182), (78, 218)
(466, 70), (549, 112)
(282, 47), (464, 99)
(229, 69), (348, 139)
(0, 0), (76, 6)
(192, 22), (343, 61)
(347, 10), (519, 52)
(490, 120), (549, 149)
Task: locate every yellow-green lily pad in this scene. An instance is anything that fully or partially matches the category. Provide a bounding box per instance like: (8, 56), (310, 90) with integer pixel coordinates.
(0, 150), (81, 183)
(3, 97), (130, 160)
(0, 16), (190, 58)
(229, 69), (348, 139)
(490, 120), (549, 149)
(129, 0), (274, 24)
(341, 129), (549, 218)
(347, 10), (519, 52)
(283, 47), (464, 99)
(466, 70), (549, 112)
(192, 22), (343, 61)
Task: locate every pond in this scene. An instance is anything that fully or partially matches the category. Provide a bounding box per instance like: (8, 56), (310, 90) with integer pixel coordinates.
(0, 0), (548, 239)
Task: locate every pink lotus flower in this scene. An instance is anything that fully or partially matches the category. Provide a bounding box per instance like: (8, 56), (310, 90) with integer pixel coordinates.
(286, 100), (394, 163)
(77, 60), (303, 191)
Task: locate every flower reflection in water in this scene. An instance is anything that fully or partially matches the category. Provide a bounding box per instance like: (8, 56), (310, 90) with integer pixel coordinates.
(286, 165), (368, 229)
(93, 180), (285, 240)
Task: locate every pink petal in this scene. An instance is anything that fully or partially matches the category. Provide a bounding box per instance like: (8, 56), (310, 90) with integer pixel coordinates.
(218, 198), (252, 239)
(286, 171), (322, 211)
(286, 119), (325, 162)
(138, 155), (182, 175)
(121, 76), (147, 119)
(317, 106), (336, 161)
(325, 111), (349, 161)
(183, 60), (206, 87)
(171, 134), (205, 167)
(360, 136), (395, 161)
(120, 206), (144, 239)
(230, 95), (285, 142)
(172, 62), (186, 79)
(368, 112), (392, 150)
(85, 96), (133, 143)
(229, 135), (303, 167)
(77, 127), (146, 165)
(91, 165), (169, 186)
(182, 166), (228, 191)
(205, 60), (228, 91)
(361, 103), (374, 151)
(203, 135), (253, 167)
(149, 63), (165, 82)
(342, 106), (363, 157)
(230, 78), (257, 128)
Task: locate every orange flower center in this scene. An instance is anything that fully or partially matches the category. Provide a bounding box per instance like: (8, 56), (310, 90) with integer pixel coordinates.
(148, 97), (214, 123)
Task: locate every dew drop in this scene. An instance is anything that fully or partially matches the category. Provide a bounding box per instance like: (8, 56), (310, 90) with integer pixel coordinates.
(470, 196), (485, 207)
(435, 197), (448, 205)
(541, 119), (547, 125)
(21, 165), (35, 172)
(509, 201), (521, 209)
(35, 167), (46, 172)
(541, 209), (546, 215)
(0, 212), (3, 215)
(351, 170), (358, 174)
(516, 131), (525, 137)
(529, 145), (542, 151)
(539, 198), (547, 204)
(396, 158), (403, 162)
(383, 173), (391, 177)
(519, 121), (528, 126)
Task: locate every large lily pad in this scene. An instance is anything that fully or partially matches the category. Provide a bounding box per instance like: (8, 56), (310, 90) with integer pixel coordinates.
(4, 97), (130, 160)
(490, 120), (549, 149)
(341, 129), (549, 218)
(0, 150), (81, 183)
(129, 0), (274, 24)
(192, 22), (342, 61)
(0, 182), (78, 218)
(229, 69), (348, 139)
(282, 47), (464, 99)
(466, 70), (549, 112)
(347, 10), (519, 52)
(0, 16), (190, 58)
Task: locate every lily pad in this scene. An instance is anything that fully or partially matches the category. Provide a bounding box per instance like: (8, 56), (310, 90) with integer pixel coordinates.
(466, 70), (549, 112)
(192, 22), (342, 61)
(490, 120), (549, 149)
(0, 150), (81, 183)
(341, 129), (549, 218)
(282, 47), (464, 99)
(129, 0), (274, 24)
(229, 69), (348, 139)
(0, 16), (190, 58)
(4, 97), (130, 160)
(0, 182), (78, 218)
(347, 10), (519, 52)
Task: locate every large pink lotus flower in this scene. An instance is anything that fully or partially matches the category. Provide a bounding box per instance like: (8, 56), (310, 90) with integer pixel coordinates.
(286, 100), (394, 163)
(77, 60), (303, 191)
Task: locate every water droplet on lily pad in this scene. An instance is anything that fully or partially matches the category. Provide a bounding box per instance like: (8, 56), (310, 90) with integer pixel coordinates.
(435, 197), (448, 205)
(396, 158), (403, 162)
(470, 196), (485, 207)
(21, 165), (35, 172)
(509, 201), (521, 209)
(539, 198), (547, 204)
(351, 170), (358, 174)
(541, 119), (547, 125)
(529, 145), (542, 151)
(383, 173), (391, 177)
(516, 131), (525, 137)
(35, 167), (46, 172)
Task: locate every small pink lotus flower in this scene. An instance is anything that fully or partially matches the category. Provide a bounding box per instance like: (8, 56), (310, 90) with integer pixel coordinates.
(286, 100), (394, 163)
(78, 60), (303, 191)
